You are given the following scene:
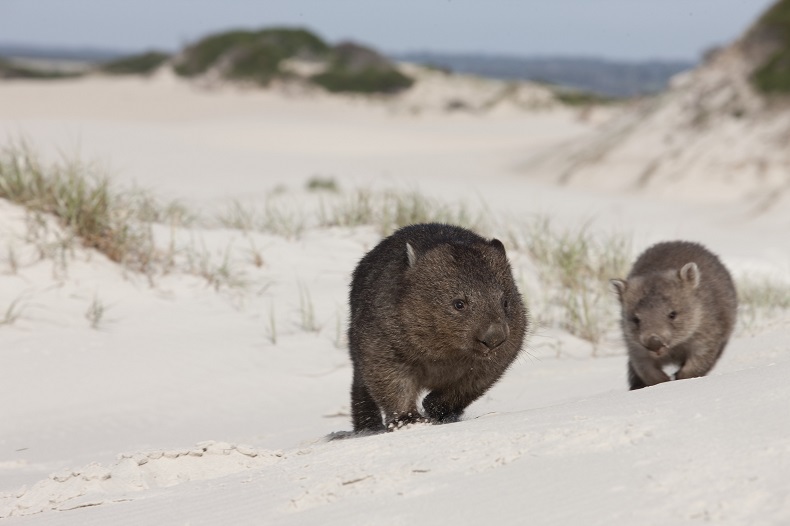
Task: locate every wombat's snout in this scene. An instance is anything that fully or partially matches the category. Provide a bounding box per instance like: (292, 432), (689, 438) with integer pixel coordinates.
(478, 322), (509, 350)
(641, 334), (667, 352)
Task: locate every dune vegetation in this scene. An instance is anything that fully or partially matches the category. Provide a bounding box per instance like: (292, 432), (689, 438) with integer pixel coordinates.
(0, 56), (81, 80)
(173, 28), (329, 82)
(2, 143), (786, 349)
(100, 51), (171, 75)
(169, 27), (413, 93)
(310, 42), (414, 94)
(748, 0), (790, 94)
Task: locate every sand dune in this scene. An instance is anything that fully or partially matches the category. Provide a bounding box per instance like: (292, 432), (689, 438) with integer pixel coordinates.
(522, 26), (790, 212)
(0, 65), (789, 524)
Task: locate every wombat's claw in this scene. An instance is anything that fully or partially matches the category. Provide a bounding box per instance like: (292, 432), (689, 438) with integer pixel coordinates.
(386, 413), (431, 431)
(428, 411), (461, 424)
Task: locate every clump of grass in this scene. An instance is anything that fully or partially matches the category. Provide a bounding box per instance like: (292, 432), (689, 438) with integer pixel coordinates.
(267, 186), (483, 236)
(85, 295), (107, 329)
(185, 244), (250, 292)
(319, 188), (481, 236)
(736, 274), (790, 331)
(0, 142), (158, 273)
(216, 200), (259, 232)
(246, 239), (265, 268)
(216, 198), (305, 238)
(133, 191), (196, 227)
(513, 217), (632, 348)
(298, 282), (319, 332)
(306, 176), (339, 193)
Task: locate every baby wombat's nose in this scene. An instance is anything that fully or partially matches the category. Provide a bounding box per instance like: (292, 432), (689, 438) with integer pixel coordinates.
(478, 322), (509, 350)
(642, 334), (666, 352)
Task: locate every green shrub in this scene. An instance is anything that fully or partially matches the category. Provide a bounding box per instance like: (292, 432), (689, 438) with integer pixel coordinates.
(174, 30), (257, 77)
(749, 0), (790, 94)
(312, 67), (414, 93)
(311, 42), (414, 94)
(253, 28), (330, 58)
(174, 27), (330, 84)
(753, 49), (790, 93)
(223, 42), (285, 84)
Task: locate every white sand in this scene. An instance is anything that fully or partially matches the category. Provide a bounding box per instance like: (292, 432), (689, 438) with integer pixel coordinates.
(0, 72), (789, 525)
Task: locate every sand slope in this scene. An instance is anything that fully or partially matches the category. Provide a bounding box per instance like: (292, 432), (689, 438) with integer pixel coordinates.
(523, 31), (790, 211)
(0, 72), (789, 524)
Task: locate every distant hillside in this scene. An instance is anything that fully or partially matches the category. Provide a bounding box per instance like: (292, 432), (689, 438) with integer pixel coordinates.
(0, 43), (125, 76)
(395, 52), (695, 98)
(0, 31), (415, 94)
(0, 56), (84, 79)
(522, 0), (790, 210)
(1, 41), (695, 98)
(0, 43), (125, 62)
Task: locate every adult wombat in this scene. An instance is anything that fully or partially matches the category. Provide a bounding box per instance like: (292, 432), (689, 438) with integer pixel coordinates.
(348, 223), (528, 432)
(611, 241), (737, 390)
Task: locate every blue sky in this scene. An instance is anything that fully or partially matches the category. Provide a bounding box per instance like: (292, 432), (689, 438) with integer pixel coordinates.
(0, 0), (777, 60)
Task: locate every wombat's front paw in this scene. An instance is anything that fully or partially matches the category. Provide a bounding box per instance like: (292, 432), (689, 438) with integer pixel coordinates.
(422, 392), (463, 423)
(435, 412), (461, 424)
(386, 412), (431, 431)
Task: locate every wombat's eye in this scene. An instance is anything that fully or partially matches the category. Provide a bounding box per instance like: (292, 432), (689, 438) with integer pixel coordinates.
(631, 315), (640, 326)
(668, 311), (677, 320)
(453, 299), (466, 311)
(502, 298), (509, 310)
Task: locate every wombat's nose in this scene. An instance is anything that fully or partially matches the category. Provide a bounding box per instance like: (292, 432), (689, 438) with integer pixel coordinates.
(643, 334), (666, 352)
(479, 323), (509, 350)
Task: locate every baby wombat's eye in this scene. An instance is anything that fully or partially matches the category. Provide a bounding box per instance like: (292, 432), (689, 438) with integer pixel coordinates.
(631, 315), (640, 326)
(502, 298), (509, 310)
(668, 311), (677, 320)
(453, 299), (466, 311)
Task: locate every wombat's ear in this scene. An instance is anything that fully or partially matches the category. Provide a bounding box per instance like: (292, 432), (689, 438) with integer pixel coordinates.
(610, 279), (627, 301)
(489, 238), (506, 255)
(406, 242), (417, 267)
(679, 262), (700, 289)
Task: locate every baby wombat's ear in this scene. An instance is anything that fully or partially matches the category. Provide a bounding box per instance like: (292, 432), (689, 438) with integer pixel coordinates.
(489, 238), (506, 255)
(406, 242), (417, 267)
(679, 262), (700, 289)
(610, 279), (627, 301)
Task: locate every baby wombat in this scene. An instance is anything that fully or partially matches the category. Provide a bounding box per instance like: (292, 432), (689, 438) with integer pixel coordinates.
(348, 223), (528, 433)
(611, 241), (737, 390)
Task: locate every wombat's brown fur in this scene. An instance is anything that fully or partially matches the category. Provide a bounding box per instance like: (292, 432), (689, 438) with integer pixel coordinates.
(611, 241), (737, 390)
(348, 223), (528, 432)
